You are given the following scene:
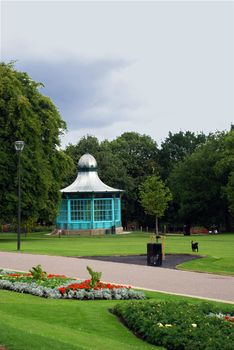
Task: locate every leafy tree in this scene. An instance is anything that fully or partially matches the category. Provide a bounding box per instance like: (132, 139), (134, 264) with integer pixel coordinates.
(109, 132), (159, 224)
(169, 132), (233, 231)
(158, 131), (207, 179)
(0, 62), (73, 224)
(139, 175), (172, 234)
(227, 173), (234, 214)
(215, 130), (234, 216)
(110, 132), (159, 178)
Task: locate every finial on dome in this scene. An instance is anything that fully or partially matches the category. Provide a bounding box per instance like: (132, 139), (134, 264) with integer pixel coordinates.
(78, 153), (97, 171)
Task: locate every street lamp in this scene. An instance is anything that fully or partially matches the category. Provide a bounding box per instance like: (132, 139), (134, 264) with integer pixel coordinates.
(15, 141), (25, 251)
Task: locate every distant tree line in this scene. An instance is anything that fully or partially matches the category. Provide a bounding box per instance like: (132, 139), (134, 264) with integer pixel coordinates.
(65, 130), (234, 232)
(1, 63), (233, 231)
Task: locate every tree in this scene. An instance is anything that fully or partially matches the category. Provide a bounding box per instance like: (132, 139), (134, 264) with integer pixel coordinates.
(158, 131), (207, 180)
(169, 132), (233, 231)
(110, 132), (159, 224)
(139, 175), (172, 234)
(215, 129), (234, 217)
(227, 173), (234, 214)
(0, 62), (73, 224)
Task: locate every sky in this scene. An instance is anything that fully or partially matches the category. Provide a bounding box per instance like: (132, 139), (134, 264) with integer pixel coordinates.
(1, 0), (233, 147)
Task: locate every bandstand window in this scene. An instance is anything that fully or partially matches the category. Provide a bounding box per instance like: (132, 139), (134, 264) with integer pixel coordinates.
(70, 199), (91, 221)
(94, 199), (112, 221)
(114, 198), (120, 221)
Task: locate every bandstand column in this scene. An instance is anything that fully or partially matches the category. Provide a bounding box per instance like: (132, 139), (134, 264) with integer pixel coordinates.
(91, 195), (94, 229)
(112, 196), (115, 226)
(119, 198), (121, 222)
(67, 198), (71, 229)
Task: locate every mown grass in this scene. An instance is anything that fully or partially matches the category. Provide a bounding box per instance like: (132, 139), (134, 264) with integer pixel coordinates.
(0, 289), (233, 350)
(0, 232), (234, 275)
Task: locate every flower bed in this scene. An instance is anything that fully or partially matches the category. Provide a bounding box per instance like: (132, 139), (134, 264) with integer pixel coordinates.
(0, 267), (145, 300)
(112, 300), (234, 350)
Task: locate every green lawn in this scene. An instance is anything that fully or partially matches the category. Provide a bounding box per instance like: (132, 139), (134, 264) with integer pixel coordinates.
(0, 232), (234, 275)
(0, 289), (232, 350)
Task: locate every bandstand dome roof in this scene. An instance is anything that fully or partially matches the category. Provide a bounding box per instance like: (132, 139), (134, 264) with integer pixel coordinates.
(61, 153), (122, 193)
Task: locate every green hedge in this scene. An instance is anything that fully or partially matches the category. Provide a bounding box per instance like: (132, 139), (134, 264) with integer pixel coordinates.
(112, 301), (234, 350)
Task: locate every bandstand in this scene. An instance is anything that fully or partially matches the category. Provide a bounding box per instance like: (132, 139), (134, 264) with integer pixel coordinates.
(56, 153), (123, 235)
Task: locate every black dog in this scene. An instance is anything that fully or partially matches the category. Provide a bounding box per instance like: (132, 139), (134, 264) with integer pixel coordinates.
(191, 241), (199, 252)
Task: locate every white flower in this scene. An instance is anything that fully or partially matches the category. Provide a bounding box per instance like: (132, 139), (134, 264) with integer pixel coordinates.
(191, 323), (197, 328)
(157, 323), (164, 327)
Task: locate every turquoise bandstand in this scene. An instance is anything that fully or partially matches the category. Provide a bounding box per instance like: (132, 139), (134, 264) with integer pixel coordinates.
(56, 153), (123, 235)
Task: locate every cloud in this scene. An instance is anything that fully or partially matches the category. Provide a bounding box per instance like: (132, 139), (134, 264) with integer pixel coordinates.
(13, 58), (140, 129)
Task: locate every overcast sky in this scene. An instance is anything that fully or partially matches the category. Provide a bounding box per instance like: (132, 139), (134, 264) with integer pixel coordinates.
(1, 0), (233, 147)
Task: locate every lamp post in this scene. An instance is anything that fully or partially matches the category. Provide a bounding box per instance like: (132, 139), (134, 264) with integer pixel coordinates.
(15, 141), (24, 251)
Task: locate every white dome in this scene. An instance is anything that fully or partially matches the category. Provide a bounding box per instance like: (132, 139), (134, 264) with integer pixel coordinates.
(78, 153), (97, 170)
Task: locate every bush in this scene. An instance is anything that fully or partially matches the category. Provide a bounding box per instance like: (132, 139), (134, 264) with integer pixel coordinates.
(112, 301), (234, 350)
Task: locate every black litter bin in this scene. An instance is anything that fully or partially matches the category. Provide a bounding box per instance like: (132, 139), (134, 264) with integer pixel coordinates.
(147, 243), (162, 266)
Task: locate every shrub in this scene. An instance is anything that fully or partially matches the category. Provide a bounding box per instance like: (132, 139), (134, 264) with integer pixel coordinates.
(86, 266), (102, 289)
(112, 301), (234, 350)
(29, 265), (47, 281)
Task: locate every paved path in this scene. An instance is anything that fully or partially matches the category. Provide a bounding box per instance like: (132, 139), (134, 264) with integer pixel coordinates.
(0, 252), (233, 303)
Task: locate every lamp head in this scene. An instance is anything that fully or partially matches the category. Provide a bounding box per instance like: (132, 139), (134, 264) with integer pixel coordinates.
(14, 141), (25, 152)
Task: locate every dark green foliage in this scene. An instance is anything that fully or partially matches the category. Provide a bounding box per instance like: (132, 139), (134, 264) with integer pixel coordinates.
(158, 131), (207, 180)
(169, 132), (234, 229)
(0, 62), (73, 224)
(109, 132), (159, 224)
(214, 130), (234, 216)
(113, 301), (234, 350)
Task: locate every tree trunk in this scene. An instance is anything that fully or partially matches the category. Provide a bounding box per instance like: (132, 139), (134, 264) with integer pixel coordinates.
(155, 216), (159, 235)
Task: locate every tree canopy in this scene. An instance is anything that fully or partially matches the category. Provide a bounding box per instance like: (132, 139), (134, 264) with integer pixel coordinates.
(139, 175), (172, 233)
(169, 131), (234, 230)
(0, 62), (73, 224)
(158, 131), (207, 179)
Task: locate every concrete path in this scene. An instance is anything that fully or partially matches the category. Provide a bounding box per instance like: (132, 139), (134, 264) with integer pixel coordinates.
(0, 252), (233, 304)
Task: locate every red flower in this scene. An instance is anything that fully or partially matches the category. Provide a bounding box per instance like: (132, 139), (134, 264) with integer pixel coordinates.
(58, 287), (66, 295)
(48, 274), (67, 278)
(57, 279), (132, 294)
